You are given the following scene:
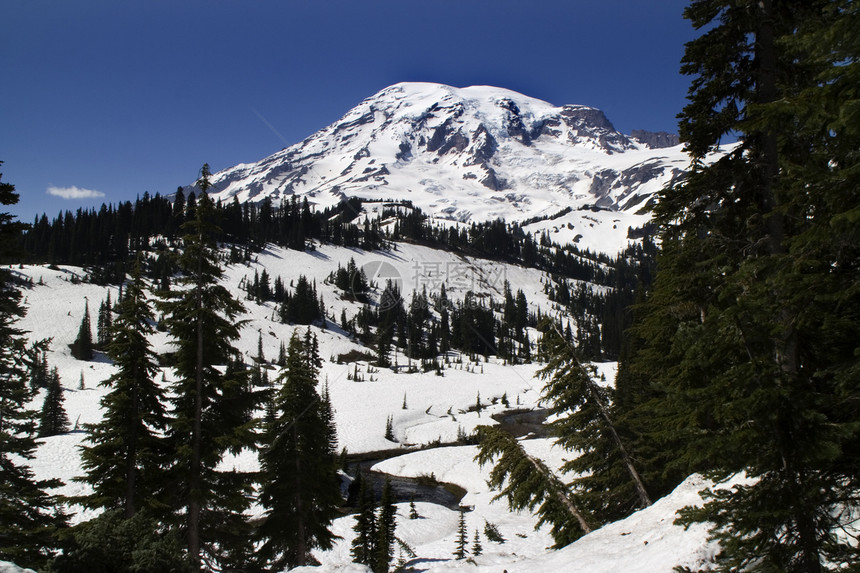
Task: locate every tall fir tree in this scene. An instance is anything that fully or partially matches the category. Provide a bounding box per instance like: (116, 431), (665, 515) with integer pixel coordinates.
(158, 167), (257, 571)
(38, 366), (69, 437)
(350, 475), (377, 567)
(0, 165), (67, 568)
(453, 510), (468, 560)
(71, 300), (94, 360)
(78, 259), (169, 518)
(256, 330), (341, 570)
(96, 291), (113, 350)
(627, 1), (860, 570)
(538, 326), (650, 524)
(374, 477), (396, 573)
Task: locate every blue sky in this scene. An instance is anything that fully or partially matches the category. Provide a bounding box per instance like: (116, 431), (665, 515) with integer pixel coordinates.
(2, 0), (695, 221)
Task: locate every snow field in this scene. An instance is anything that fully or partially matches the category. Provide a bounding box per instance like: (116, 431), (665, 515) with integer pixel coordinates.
(11, 239), (723, 570)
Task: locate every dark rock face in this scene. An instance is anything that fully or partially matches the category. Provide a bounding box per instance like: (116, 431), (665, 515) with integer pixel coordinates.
(499, 98), (532, 145)
(335, 107), (377, 133)
(396, 141), (413, 162)
(560, 105), (616, 131)
(480, 168), (506, 191)
(619, 161), (664, 188)
(630, 130), (680, 149)
(426, 119), (470, 154)
(589, 169), (618, 200)
(560, 106), (632, 152)
(466, 124), (498, 166)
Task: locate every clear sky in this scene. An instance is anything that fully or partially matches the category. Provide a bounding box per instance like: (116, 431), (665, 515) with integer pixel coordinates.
(2, 0), (696, 221)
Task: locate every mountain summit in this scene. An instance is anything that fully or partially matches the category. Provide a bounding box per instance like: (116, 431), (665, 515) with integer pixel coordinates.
(202, 83), (691, 248)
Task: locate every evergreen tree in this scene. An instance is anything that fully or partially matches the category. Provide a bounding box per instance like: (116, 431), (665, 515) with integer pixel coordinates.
(71, 300), (94, 360)
(474, 425), (591, 547)
(50, 510), (189, 573)
(374, 477), (396, 573)
(408, 496), (419, 520)
(96, 291), (112, 349)
(0, 165), (66, 568)
(78, 259), (168, 518)
(384, 414), (395, 442)
(351, 476), (377, 567)
(471, 529), (482, 556)
(539, 327), (650, 524)
(320, 379), (338, 456)
(256, 330), (341, 570)
(28, 347), (49, 390)
(38, 366), (69, 437)
(158, 168), (257, 571)
(627, 1), (860, 570)
(277, 339), (287, 367)
(284, 275), (321, 324)
(453, 510), (468, 560)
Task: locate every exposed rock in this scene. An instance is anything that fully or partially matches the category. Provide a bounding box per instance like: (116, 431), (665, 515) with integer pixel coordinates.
(396, 141), (413, 162)
(353, 147), (370, 160)
(589, 169), (619, 200)
(480, 168), (506, 191)
(630, 130), (680, 149)
(466, 124), (498, 166)
(499, 98), (531, 145)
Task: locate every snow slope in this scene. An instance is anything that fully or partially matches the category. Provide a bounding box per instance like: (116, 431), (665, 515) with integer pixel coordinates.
(13, 239), (722, 571)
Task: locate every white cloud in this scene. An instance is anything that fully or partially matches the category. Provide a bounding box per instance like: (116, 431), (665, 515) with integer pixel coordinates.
(46, 185), (106, 200)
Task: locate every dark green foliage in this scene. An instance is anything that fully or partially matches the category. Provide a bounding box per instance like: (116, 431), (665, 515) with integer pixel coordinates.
(320, 380), (339, 456)
(78, 260), (169, 518)
(256, 330), (341, 570)
(38, 367), (69, 437)
(283, 274), (322, 324)
(376, 280), (404, 367)
(474, 425), (591, 547)
(70, 301), (94, 360)
(471, 529), (482, 556)
(96, 291), (112, 350)
(28, 347), (49, 390)
(374, 478), (396, 573)
(50, 510), (190, 573)
(475, 323), (650, 547)
(158, 177), (257, 571)
(384, 414), (395, 442)
(333, 257), (368, 300)
(539, 327), (650, 524)
(453, 510), (467, 560)
(624, 1), (860, 569)
(0, 165), (67, 568)
(483, 521), (505, 544)
(351, 476), (377, 567)
(450, 292), (495, 357)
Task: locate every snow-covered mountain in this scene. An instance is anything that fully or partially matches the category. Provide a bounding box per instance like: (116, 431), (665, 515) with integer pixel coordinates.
(200, 83), (695, 253)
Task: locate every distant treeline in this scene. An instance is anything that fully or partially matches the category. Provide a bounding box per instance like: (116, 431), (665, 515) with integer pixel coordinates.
(15, 192), (655, 360)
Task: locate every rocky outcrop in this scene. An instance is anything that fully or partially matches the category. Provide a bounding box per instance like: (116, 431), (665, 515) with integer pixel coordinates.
(630, 130), (680, 149)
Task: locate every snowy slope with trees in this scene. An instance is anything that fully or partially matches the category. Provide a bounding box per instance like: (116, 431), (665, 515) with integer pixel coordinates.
(11, 239), (725, 571)
(3, 0), (858, 569)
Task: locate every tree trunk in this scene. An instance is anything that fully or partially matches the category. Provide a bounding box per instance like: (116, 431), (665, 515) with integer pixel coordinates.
(125, 383), (138, 518)
(587, 380), (652, 507)
(294, 423), (307, 566)
(188, 253), (205, 570)
(523, 451), (592, 534)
